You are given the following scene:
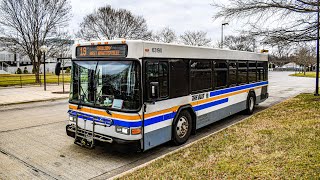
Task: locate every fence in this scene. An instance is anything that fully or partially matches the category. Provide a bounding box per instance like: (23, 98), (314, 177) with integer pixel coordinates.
(0, 74), (70, 88)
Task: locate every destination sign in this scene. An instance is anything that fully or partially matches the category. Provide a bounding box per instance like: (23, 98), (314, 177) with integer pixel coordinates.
(76, 44), (127, 58)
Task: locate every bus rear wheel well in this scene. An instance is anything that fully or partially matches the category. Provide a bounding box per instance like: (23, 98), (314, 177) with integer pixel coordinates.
(174, 105), (197, 135)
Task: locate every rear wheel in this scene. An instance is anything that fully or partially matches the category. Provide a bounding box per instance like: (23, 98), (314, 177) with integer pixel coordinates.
(244, 92), (256, 115)
(172, 110), (192, 145)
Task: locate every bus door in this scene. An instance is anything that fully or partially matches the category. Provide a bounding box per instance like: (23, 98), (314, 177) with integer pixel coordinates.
(143, 60), (171, 150)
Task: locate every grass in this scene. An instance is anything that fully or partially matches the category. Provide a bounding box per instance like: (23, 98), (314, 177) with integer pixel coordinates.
(0, 74), (70, 87)
(119, 94), (320, 179)
(290, 72), (317, 78)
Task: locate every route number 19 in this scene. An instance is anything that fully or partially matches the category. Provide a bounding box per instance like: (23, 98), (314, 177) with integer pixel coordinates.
(80, 47), (87, 56)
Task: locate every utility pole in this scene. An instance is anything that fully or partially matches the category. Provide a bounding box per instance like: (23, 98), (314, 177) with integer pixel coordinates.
(316, 0), (320, 96)
(221, 23), (229, 49)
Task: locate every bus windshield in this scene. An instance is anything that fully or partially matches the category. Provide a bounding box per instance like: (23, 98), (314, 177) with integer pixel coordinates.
(70, 60), (141, 111)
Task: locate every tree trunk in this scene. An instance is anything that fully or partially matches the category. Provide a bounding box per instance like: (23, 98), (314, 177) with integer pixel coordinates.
(304, 66), (306, 75)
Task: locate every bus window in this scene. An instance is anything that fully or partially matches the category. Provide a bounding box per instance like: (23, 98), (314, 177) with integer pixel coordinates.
(257, 62), (264, 81)
(214, 61), (228, 89)
(146, 61), (169, 100)
(238, 61), (248, 84)
(169, 59), (189, 98)
(190, 60), (212, 93)
(159, 62), (169, 97)
(229, 61), (237, 86)
(248, 61), (257, 82)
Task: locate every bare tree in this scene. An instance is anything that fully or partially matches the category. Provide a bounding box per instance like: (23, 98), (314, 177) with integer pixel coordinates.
(77, 5), (152, 41)
(269, 42), (294, 66)
(179, 31), (211, 46)
(0, 0), (71, 82)
(152, 27), (177, 43)
(212, 0), (318, 45)
(223, 34), (256, 51)
(293, 45), (316, 75)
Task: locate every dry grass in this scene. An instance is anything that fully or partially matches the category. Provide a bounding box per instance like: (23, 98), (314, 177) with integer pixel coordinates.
(290, 72), (317, 78)
(0, 74), (70, 86)
(119, 94), (320, 179)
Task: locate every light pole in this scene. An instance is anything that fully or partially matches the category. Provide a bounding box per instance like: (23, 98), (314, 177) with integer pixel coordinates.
(316, 0), (320, 96)
(40, 45), (48, 91)
(221, 22), (229, 48)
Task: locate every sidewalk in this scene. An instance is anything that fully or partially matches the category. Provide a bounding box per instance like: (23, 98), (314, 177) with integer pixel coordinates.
(0, 85), (70, 106)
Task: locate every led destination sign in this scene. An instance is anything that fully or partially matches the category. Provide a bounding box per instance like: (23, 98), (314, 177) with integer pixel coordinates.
(76, 44), (127, 58)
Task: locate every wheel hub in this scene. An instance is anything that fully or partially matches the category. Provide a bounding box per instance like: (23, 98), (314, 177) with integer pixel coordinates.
(176, 116), (189, 138)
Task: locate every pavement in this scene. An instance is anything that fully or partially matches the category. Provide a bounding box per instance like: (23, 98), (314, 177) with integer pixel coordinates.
(0, 71), (316, 180)
(0, 84), (70, 106)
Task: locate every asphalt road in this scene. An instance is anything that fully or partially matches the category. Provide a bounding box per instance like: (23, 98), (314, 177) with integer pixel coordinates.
(0, 71), (315, 180)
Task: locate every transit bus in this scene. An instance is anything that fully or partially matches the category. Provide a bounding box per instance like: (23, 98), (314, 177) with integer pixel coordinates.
(65, 40), (268, 151)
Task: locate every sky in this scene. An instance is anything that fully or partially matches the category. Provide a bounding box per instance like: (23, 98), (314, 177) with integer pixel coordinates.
(69, 0), (234, 46)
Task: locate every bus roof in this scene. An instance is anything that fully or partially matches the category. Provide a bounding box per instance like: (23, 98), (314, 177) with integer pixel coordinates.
(73, 40), (268, 61)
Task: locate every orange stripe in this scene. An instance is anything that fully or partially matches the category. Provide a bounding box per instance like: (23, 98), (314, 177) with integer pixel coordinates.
(69, 105), (141, 120)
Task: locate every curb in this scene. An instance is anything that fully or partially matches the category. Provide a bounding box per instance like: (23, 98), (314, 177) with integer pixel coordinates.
(0, 97), (68, 107)
(110, 99), (285, 180)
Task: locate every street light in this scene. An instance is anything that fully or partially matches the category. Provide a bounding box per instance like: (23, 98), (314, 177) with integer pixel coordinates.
(316, 0), (320, 96)
(40, 45), (48, 91)
(221, 22), (229, 49)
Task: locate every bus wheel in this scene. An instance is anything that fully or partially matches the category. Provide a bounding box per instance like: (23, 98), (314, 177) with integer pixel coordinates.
(172, 110), (192, 145)
(244, 92), (256, 115)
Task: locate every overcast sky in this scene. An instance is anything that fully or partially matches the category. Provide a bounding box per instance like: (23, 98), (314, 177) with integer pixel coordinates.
(69, 0), (234, 45)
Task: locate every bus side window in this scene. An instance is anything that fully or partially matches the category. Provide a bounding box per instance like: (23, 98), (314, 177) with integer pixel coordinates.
(190, 60), (212, 93)
(238, 61), (248, 84)
(228, 61), (237, 86)
(248, 61), (257, 82)
(146, 61), (169, 101)
(214, 61), (228, 89)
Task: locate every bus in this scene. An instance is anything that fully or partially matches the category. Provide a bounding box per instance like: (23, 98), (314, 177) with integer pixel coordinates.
(65, 40), (268, 151)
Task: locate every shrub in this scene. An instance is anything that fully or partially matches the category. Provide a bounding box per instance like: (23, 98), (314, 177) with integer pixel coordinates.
(23, 67), (28, 74)
(16, 68), (22, 74)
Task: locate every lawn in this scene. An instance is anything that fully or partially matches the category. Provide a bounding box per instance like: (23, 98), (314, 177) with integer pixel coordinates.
(290, 72), (317, 78)
(0, 74), (70, 87)
(119, 94), (320, 179)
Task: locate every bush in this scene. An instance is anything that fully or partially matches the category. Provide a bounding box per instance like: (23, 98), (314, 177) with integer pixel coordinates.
(23, 67), (28, 74)
(65, 67), (71, 73)
(16, 68), (22, 74)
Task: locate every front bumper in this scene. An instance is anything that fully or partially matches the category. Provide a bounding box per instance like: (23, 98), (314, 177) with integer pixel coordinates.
(66, 125), (141, 151)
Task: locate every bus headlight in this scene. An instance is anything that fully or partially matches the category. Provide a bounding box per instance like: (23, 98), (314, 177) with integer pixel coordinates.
(115, 126), (130, 135)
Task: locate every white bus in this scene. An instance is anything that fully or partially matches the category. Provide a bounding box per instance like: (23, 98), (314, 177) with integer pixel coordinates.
(65, 40), (268, 151)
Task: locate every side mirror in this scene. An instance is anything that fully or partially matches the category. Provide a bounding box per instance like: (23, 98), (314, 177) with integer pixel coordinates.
(149, 82), (159, 100)
(55, 62), (61, 76)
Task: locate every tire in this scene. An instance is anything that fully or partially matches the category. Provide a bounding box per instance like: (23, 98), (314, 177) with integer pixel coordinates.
(172, 110), (192, 145)
(244, 92), (256, 115)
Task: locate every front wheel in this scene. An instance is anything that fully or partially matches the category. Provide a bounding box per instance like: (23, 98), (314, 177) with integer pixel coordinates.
(244, 92), (256, 115)
(172, 110), (192, 145)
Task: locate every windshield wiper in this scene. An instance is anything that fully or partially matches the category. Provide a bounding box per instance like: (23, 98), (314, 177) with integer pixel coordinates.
(105, 108), (112, 116)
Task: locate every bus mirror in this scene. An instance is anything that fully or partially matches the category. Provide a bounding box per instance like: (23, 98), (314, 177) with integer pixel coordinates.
(55, 62), (61, 76)
(149, 82), (159, 100)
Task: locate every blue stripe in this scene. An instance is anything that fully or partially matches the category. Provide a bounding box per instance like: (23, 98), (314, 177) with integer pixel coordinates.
(193, 98), (228, 112)
(113, 120), (142, 127)
(144, 112), (176, 126)
(210, 81), (268, 97)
